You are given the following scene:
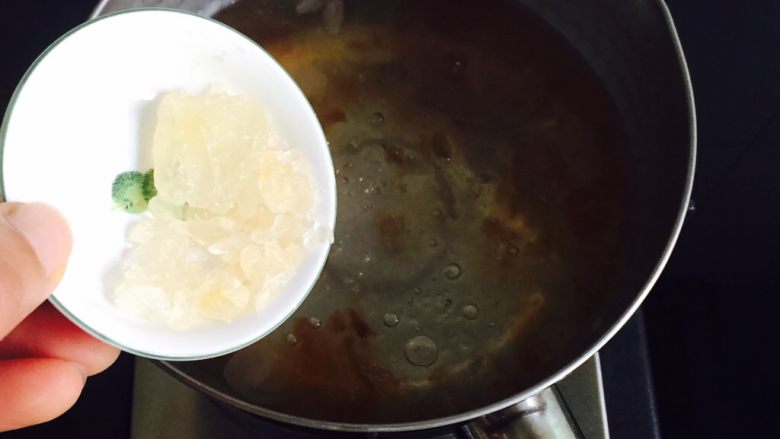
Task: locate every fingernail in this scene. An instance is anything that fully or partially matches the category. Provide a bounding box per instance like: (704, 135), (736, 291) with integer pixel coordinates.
(6, 203), (72, 279)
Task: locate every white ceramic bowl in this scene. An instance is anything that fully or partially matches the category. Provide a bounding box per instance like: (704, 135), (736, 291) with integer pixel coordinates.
(0, 9), (336, 360)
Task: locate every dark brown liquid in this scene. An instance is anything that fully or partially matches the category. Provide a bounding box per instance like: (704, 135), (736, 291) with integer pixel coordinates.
(180, 0), (634, 424)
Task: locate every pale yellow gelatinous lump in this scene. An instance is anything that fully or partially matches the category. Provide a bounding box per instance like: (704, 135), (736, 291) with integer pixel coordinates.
(114, 91), (321, 330)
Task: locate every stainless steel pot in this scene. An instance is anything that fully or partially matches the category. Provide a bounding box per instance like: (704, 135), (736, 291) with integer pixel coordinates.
(92, 1), (695, 437)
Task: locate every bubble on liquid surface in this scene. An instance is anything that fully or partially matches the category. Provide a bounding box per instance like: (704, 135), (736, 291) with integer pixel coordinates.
(404, 336), (438, 367)
(443, 263), (462, 280)
(429, 238), (438, 247)
(309, 317), (321, 329)
(286, 333), (298, 345)
(462, 304), (479, 320)
(372, 112), (385, 125)
(508, 245), (519, 255)
(383, 312), (399, 327)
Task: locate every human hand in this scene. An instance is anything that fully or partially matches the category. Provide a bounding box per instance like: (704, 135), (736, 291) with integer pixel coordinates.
(0, 202), (120, 432)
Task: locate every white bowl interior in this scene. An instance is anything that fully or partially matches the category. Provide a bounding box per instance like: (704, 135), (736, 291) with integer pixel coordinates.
(0, 9), (336, 360)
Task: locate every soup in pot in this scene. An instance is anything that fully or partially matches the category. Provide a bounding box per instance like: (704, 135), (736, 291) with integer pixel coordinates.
(178, 0), (635, 423)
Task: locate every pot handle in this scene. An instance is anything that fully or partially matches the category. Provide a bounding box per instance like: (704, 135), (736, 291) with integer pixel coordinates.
(462, 386), (584, 439)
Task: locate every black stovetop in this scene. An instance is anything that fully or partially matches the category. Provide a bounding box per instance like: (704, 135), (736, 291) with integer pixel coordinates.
(3, 1), (778, 438)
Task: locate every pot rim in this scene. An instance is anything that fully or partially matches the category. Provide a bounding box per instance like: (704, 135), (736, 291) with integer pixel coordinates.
(92, 0), (696, 432)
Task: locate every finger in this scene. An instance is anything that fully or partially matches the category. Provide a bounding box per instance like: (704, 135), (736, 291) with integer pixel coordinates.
(0, 302), (120, 375)
(0, 202), (72, 337)
(0, 358), (86, 432)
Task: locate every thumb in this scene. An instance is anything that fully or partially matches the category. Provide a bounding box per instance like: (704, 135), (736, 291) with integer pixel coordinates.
(0, 202), (72, 338)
